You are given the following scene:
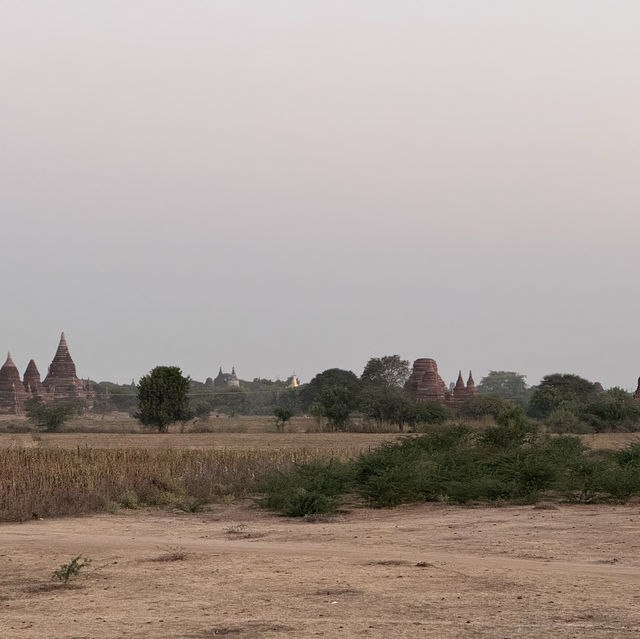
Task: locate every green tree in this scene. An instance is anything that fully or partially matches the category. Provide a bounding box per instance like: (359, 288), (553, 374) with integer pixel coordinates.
(459, 395), (507, 419)
(580, 387), (640, 432)
(361, 355), (410, 388)
(273, 406), (294, 431)
(301, 368), (360, 412)
(311, 386), (353, 431)
(135, 366), (192, 432)
(25, 397), (74, 432)
(477, 371), (530, 403)
(528, 374), (598, 419)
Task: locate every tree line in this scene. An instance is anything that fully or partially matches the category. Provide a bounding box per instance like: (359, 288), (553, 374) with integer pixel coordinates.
(24, 356), (640, 433)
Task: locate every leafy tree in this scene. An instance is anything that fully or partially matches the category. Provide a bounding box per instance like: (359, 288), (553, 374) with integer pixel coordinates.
(273, 406), (294, 432)
(359, 385), (409, 430)
(361, 355), (410, 388)
(311, 386), (353, 431)
(528, 374), (598, 419)
(477, 371), (530, 403)
(301, 368), (360, 412)
(459, 395), (507, 418)
(580, 388), (640, 432)
(135, 366), (192, 432)
(25, 397), (74, 432)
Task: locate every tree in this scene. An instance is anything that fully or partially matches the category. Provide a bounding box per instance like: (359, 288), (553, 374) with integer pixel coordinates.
(273, 406), (294, 432)
(135, 366), (192, 432)
(580, 387), (640, 432)
(301, 368), (361, 412)
(311, 386), (353, 431)
(361, 355), (410, 388)
(477, 371), (530, 403)
(25, 397), (74, 432)
(528, 373), (598, 419)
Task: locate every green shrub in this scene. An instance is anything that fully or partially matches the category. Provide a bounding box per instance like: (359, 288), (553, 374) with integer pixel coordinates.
(256, 460), (353, 516)
(52, 556), (92, 584)
(256, 425), (640, 515)
(545, 408), (594, 434)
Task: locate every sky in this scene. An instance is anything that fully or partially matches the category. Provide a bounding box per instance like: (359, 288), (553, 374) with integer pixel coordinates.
(2, 1), (639, 389)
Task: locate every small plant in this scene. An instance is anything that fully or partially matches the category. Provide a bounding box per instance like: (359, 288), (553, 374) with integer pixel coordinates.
(52, 555), (92, 584)
(225, 523), (248, 535)
(172, 495), (205, 513)
(151, 546), (187, 562)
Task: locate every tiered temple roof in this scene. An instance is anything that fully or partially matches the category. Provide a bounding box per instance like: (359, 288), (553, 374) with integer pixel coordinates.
(407, 358), (477, 405)
(0, 333), (93, 414)
(0, 353), (28, 414)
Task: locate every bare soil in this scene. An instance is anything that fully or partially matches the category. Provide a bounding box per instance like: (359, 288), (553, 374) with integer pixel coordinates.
(2, 502), (639, 638)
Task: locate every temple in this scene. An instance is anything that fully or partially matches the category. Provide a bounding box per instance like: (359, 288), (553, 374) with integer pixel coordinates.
(0, 333), (94, 414)
(205, 366), (241, 388)
(634, 377), (640, 401)
(406, 358), (478, 406)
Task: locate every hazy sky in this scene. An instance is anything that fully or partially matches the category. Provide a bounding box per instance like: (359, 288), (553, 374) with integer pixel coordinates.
(2, 1), (639, 389)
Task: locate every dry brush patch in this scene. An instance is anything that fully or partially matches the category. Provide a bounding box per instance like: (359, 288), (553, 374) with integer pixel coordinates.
(0, 447), (336, 522)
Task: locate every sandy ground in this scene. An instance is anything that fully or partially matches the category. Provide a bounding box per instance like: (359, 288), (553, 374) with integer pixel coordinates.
(2, 502), (639, 638)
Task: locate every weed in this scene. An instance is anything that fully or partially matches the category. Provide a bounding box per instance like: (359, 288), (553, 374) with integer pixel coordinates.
(151, 546), (188, 562)
(52, 555), (91, 584)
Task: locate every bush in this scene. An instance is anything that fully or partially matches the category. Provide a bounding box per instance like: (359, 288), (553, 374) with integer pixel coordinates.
(256, 460), (354, 517)
(459, 395), (507, 418)
(545, 408), (594, 434)
(256, 421), (640, 515)
(25, 397), (74, 432)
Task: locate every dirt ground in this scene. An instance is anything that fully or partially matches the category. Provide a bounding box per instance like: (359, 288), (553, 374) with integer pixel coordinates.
(2, 502), (639, 638)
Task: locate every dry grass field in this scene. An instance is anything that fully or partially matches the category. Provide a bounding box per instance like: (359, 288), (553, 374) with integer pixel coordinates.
(2, 419), (640, 636)
(1, 502), (639, 638)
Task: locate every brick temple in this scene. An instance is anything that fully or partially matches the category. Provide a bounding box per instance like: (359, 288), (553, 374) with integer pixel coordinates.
(0, 332), (94, 414)
(406, 357), (478, 405)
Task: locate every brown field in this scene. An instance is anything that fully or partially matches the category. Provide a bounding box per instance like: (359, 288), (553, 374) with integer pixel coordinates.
(1, 429), (639, 452)
(2, 502), (640, 638)
(2, 425), (640, 636)
(0, 431), (401, 452)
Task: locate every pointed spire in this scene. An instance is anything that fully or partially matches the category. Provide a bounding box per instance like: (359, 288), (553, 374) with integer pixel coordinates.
(634, 377), (640, 400)
(454, 370), (466, 391)
(24, 359), (40, 378)
(4, 352), (16, 369)
(467, 371), (476, 387)
(55, 332), (70, 357)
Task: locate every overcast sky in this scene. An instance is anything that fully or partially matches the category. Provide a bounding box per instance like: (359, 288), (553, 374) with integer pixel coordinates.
(2, 1), (639, 389)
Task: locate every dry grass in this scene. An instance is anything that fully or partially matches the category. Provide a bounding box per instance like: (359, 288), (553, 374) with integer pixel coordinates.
(0, 447), (337, 523)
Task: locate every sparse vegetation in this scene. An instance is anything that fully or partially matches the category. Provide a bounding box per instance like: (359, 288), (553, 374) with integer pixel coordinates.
(0, 446), (337, 522)
(150, 546), (187, 562)
(25, 397), (74, 432)
(52, 555), (92, 584)
(258, 419), (640, 516)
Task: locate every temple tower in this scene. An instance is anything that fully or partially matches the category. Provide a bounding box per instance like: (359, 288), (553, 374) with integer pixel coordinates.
(23, 359), (43, 396)
(0, 353), (27, 414)
(466, 371), (478, 398)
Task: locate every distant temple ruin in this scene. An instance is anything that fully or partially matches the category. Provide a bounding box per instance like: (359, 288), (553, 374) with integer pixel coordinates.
(634, 378), (640, 401)
(406, 358), (478, 405)
(205, 366), (240, 388)
(0, 333), (94, 415)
